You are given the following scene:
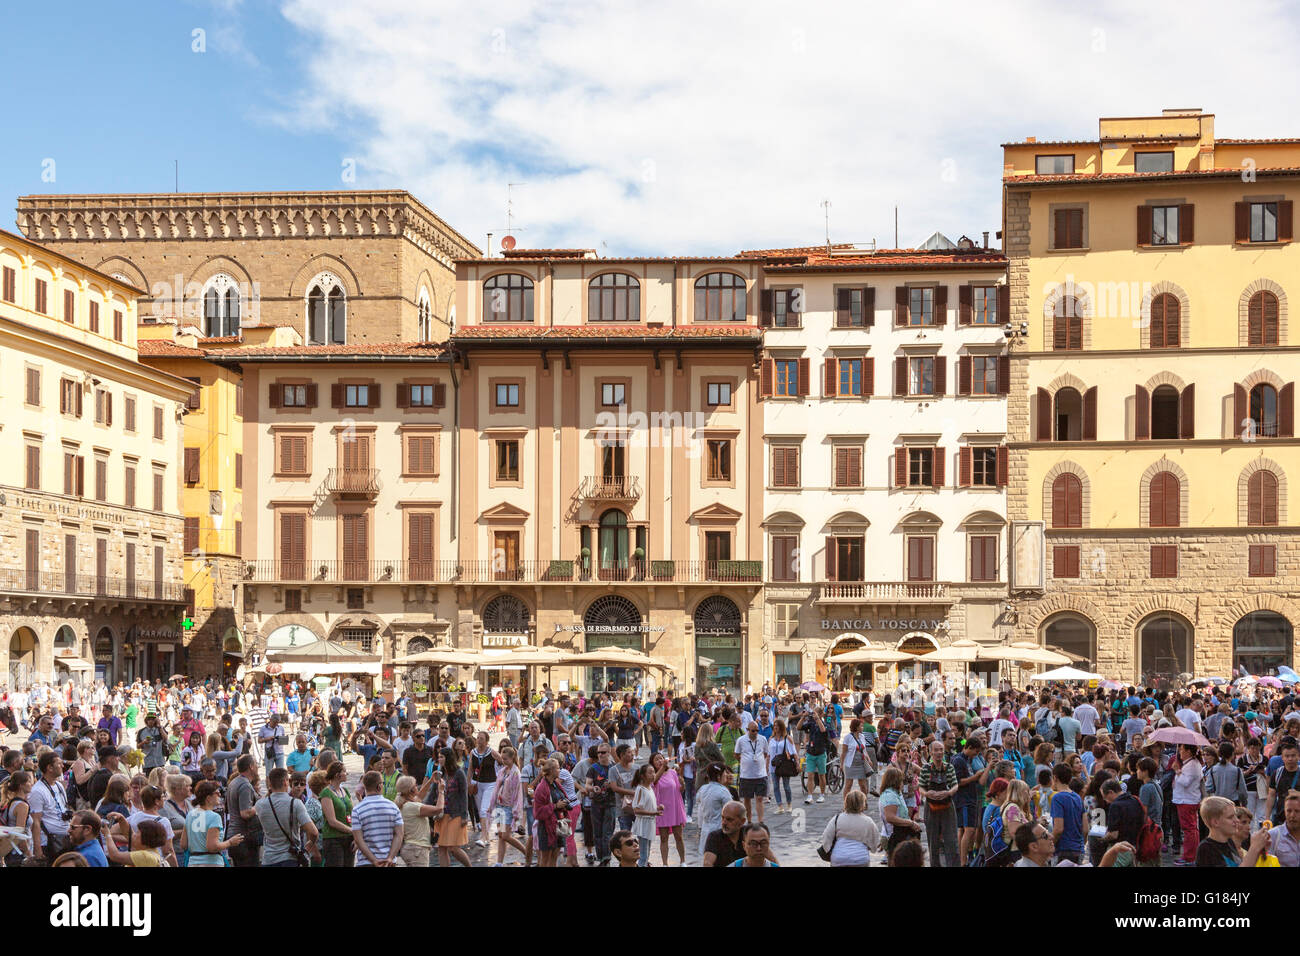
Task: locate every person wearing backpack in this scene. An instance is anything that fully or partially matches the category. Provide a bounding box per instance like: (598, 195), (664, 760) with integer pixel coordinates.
(1264, 738), (1300, 826)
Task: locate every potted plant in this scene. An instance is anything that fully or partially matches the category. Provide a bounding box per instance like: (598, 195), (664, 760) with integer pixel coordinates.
(632, 547), (645, 580)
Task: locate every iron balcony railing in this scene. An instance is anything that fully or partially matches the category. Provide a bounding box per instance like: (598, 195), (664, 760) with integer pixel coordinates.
(243, 558), (764, 585)
(320, 468), (382, 496)
(817, 582), (951, 602)
(0, 568), (188, 603)
(576, 475), (642, 500)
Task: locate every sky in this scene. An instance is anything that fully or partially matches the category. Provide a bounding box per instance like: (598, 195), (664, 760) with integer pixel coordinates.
(3, 0), (1300, 256)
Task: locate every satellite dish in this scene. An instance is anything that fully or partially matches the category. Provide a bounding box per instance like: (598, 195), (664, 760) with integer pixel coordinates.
(501, 235), (517, 251)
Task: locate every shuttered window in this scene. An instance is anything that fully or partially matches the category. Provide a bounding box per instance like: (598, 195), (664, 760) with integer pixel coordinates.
(112, 311), (123, 341)
(1, 266), (15, 302)
(1248, 291), (1280, 346)
(25, 367), (40, 406)
(832, 445), (863, 488)
(706, 439), (732, 482)
(153, 471), (165, 511)
(124, 465), (136, 508)
(235, 521), (243, 555)
(1051, 474), (1083, 528)
(1150, 544), (1178, 578)
(94, 459), (107, 501)
(771, 445), (800, 488)
(1148, 471), (1180, 527)
(1052, 297), (1083, 350)
(34, 278), (48, 314)
(969, 535), (997, 582)
(25, 445), (40, 490)
(770, 535), (799, 581)
(184, 447), (201, 484)
(64, 289), (75, 323)
(154, 405), (164, 440)
(406, 435), (438, 476)
(906, 536), (935, 582)
(1053, 208), (1084, 249)
(1249, 544), (1276, 577)
(184, 517), (200, 554)
(342, 513), (369, 579)
(1052, 545), (1081, 579)
(89, 301), (100, 333)
(280, 512), (306, 579)
(1247, 470), (1279, 526)
(1149, 293), (1180, 348)
(407, 512), (435, 578)
(277, 435), (309, 476)
(124, 395), (136, 432)
(235, 453), (243, 489)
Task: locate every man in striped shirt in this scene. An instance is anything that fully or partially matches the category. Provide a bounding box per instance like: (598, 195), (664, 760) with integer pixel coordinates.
(246, 703), (269, 767)
(352, 771), (403, 867)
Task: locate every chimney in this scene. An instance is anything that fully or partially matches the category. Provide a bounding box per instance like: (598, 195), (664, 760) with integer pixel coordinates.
(1026, 136), (1037, 144)
(982, 231), (989, 249)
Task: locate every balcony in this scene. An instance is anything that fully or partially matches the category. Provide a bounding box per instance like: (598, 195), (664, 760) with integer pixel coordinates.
(817, 581), (951, 603)
(576, 475), (642, 501)
(242, 558), (763, 585)
(319, 468), (382, 497)
(0, 568), (188, 603)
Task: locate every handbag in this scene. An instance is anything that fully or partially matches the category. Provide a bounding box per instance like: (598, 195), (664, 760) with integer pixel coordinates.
(817, 813), (838, 862)
(267, 794), (310, 868)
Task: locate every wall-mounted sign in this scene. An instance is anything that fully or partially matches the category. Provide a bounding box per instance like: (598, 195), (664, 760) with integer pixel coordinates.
(483, 634), (529, 648)
(11, 495), (128, 524)
(555, 624), (667, 633)
(820, 618), (950, 631)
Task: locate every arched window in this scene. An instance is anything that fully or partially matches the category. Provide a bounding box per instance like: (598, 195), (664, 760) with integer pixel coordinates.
(1251, 383), (1279, 437)
(1248, 470), (1279, 526)
(597, 509), (629, 579)
(1149, 293), (1180, 348)
(483, 274), (534, 323)
(1249, 291), (1280, 346)
(1052, 295), (1082, 350)
(1050, 474), (1082, 528)
(1150, 385), (1180, 440)
(1053, 387), (1082, 441)
(584, 594), (641, 633)
(1042, 614), (1096, 669)
(694, 272), (747, 322)
(201, 273), (241, 338)
(306, 273), (346, 345)
(588, 273), (640, 322)
(483, 594), (530, 633)
(1234, 611), (1293, 676)
(1148, 471), (1180, 527)
(417, 288), (432, 342)
(1139, 613), (1192, 687)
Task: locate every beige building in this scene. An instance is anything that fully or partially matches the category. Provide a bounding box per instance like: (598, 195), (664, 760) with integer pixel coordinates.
(17, 190), (480, 345)
(0, 228), (193, 687)
(1003, 108), (1300, 684)
(452, 249), (765, 695)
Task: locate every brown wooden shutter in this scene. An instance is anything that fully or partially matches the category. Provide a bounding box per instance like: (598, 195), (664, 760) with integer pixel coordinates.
(1148, 473), (1165, 527)
(894, 449), (907, 488)
(235, 521), (242, 555)
(1051, 476), (1069, 528)
(1263, 545), (1277, 576)
(75, 456), (84, 497)
(1248, 472), (1263, 526)
(235, 453), (243, 488)
(59, 381), (67, 415)
(796, 358), (810, 397)
(235, 382), (244, 418)
(396, 383), (409, 408)
(824, 537), (837, 581)
(1166, 296), (1181, 346)
(1082, 386), (1097, 440)
(26, 445), (39, 489)
(1263, 472), (1279, 526)
(1234, 384), (1247, 433)
(63, 454), (73, 494)
(368, 384), (380, 407)
(1150, 545), (1164, 578)
(864, 287), (875, 326)
(970, 537), (984, 581)
(895, 357), (908, 396)
(996, 445), (1009, 487)
(1179, 204), (1194, 243)
(997, 355), (1010, 395)
(934, 285), (948, 326)
(864, 358), (874, 397)
(1281, 383), (1295, 437)
(433, 383), (447, 408)
(933, 447), (945, 487)
(1235, 202), (1250, 242)
(1280, 200), (1294, 241)
(1136, 204), (1152, 245)
(1036, 388), (1052, 441)
(760, 289), (774, 327)
(1179, 384), (1195, 439)
(331, 384), (344, 408)
(997, 285), (1009, 325)
(834, 448), (848, 488)
(958, 355), (972, 395)
(269, 384), (283, 408)
(849, 447), (862, 487)
(823, 358), (838, 397)
(184, 447), (200, 483)
(958, 447), (971, 486)
(75, 388), (82, 418)
(834, 288), (851, 327)
(105, 394), (112, 427)
(185, 378), (200, 410)
(958, 285), (972, 325)
(1249, 545), (1262, 577)
(895, 286), (908, 325)
(184, 517), (200, 554)
(760, 359), (774, 398)
(772, 447), (786, 488)
(934, 358), (946, 396)
(304, 383), (319, 408)
(1134, 385), (1150, 440)
(1053, 209), (1067, 248)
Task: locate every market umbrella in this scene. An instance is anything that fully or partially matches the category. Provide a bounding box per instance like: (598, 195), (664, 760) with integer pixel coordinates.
(1190, 676), (1230, 687)
(976, 642), (1071, 665)
(1033, 665), (1105, 682)
(561, 649), (673, 672)
(924, 639), (982, 663)
(799, 680), (826, 693)
(1146, 726), (1211, 748)
(392, 648), (484, 667)
(1099, 680), (1124, 690)
(829, 647), (913, 664)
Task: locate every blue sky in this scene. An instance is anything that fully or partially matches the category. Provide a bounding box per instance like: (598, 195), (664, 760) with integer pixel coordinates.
(3, 0), (1300, 256)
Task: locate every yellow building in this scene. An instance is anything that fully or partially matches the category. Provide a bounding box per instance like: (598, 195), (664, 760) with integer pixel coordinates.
(1003, 108), (1300, 684)
(0, 228), (193, 686)
(138, 323), (254, 678)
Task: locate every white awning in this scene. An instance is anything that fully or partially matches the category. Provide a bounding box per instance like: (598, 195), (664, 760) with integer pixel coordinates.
(53, 657), (94, 671)
(276, 660), (381, 676)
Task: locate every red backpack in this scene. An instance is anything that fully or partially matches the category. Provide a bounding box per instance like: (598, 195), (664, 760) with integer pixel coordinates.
(1136, 803), (1163, 863)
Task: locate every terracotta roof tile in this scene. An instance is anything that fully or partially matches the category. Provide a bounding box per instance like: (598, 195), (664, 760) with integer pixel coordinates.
(1006, 167), (1300, 185)
(136, 339), (208, 358)
(214, 342), (450, 357)
(453, 324), (760, 340)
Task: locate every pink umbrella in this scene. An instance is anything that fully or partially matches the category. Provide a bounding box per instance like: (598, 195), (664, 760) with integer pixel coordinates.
(1257, 676), (1285, 689)
(1100, 680), (1124, 690)
(1147, 727), (1210, 748)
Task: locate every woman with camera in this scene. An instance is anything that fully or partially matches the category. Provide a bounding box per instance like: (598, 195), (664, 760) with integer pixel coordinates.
(532, 758), (566, 867)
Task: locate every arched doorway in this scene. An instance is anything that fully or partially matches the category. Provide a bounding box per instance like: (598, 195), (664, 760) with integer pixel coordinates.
(405, 636), (435, 692)
(481, 594), (532, 691)
(1042, 613), (1097, 669)
(1234, 612), (1293, 676)
(828, 636), (872, 692)
(8, 628), (38, 688)
(694, 596), (742, 695)
(222, 627), (244, 681)
(896, 633), (940, 684)
(94, 627), (115, 686)
(1138, 613), (1192, 687)
(583, 595), (642, 693)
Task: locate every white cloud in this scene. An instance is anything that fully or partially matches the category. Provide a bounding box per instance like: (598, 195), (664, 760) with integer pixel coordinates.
(273, 0), (1300, 255)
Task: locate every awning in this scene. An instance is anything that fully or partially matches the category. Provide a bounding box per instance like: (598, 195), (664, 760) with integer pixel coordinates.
(277, 660), (382, 676)
(53, 657), (93, 671)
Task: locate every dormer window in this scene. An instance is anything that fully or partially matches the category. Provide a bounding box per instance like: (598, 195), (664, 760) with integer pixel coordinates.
(1035, 155), (1074, 175)
(1134, 152), (1174, 174)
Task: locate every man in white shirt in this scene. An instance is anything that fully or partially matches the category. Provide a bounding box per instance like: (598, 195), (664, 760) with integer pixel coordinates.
(986, 706), (1015, 744)
(1175, 699), (1203, 733)
(258, 712), (288, 769)
(734, 721), (770, 824)
(29, 752), (71, 862)
(1074, 698), (1100, 736)
(505, 699), (523, 748)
